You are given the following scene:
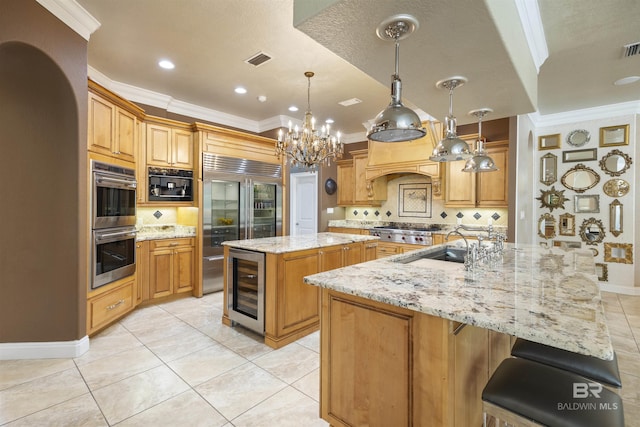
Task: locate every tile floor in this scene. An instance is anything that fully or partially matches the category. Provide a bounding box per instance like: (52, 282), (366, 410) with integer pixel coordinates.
(0, 291), (639, 426)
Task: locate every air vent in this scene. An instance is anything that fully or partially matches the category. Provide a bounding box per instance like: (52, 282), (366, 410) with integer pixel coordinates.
(338, 98), (362, 107)
(245, 51), (272, 67)
(622, 42), (640, 58)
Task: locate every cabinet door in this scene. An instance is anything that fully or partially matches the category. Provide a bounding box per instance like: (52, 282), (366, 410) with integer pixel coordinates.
(320, 245), (344, 272)
(376, 242), (400, 259)
(353, 152), (386, 205)
(343, 242), (362, 266)
(172, 129), (193, 168)
(135, 241), (149, 305)
(477, 146), (508, 207)
(453, 323), (488, 427)
(146, 124), (172, 166)
(115, 108), (137, 162)
(88, 92), (114, 155)
(174, 245), (194, 293)
(149, 248), (173, 298)
(336, 162), (354, 206)
(364, 242), (378, 261)
(278, 251), (320, 336)
(445, 160), (476, 207)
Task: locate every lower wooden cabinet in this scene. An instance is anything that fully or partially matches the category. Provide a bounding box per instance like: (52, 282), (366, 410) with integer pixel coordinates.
(87, 277), (135, 335)
(363, 241), (378, 261)
(149, 238), (195, 299)
(319, 242), (363, 271)
(135, 240), (149, 305)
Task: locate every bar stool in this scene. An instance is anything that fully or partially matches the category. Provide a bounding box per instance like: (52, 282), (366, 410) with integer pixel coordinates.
(511, 338), (622, 390)
(482, 358), (624, 427)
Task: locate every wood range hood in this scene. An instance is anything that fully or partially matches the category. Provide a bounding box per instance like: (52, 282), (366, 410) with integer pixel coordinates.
(365, 121), (443, 196)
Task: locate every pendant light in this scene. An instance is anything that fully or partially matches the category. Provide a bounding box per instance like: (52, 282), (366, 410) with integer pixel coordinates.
(367, 14), (426, 143)
(462, 108), (498, 173)
(429, 77), (472, 162)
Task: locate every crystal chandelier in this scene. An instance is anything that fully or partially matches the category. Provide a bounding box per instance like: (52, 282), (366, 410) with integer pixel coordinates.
(276, 71), (343, 169)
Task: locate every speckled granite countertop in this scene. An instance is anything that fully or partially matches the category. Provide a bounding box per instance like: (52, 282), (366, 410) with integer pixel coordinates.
(222, 232), (379, 254)
(304, 242), (613, 360)
(327, 219), (507, 236)
(136, 224), (196, 241)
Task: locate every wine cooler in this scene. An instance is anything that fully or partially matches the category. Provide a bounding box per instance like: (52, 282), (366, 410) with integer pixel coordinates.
(227, 248), (265, 334)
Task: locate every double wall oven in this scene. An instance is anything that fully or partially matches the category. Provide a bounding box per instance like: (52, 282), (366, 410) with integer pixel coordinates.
(91, 161), (137, 290)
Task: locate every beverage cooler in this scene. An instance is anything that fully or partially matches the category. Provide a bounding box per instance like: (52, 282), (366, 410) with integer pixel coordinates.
(201, 154), (282, 294)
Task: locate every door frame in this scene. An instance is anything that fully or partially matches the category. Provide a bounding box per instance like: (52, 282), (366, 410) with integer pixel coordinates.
(290, 171), (318, 236)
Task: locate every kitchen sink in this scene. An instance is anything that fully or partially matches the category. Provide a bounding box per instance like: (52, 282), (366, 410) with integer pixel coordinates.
(397, 246), (467, 264)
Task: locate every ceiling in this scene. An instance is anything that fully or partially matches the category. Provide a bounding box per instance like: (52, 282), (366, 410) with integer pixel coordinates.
(76, 0), (640, 142)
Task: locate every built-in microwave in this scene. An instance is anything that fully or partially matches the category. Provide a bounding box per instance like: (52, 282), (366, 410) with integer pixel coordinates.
(92, 161), (137, 229)
(148, 167), (193, 202)
(92, 226), (136, 289)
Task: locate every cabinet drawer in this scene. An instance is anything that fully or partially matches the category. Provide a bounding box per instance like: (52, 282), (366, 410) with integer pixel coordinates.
(376, 246), (400, 258)
(150, 238), (194, 250)
(89, 280), (134, 331)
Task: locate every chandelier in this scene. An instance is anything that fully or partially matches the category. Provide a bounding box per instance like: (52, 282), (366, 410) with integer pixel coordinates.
(276, 71), (343, 169)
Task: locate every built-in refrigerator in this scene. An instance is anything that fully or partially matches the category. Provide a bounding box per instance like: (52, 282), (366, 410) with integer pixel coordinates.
(202, 154), (283, 294)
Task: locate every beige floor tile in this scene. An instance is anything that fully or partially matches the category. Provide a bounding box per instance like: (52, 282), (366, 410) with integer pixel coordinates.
(623, 400), (640, 427)
(617, 349), (640, 378)
(603, 300), (625, 314)
(123, 314), (197, 344)
(0, 368), (89, 424)
(145, 327), (217, 362)
(196, 363), (286, 420)
(167, 343), (247, 386)
(117, 390), (227, 427)
(119, 304), (170, 329)
(4, 392), (107, 427)
(292, 368), (321, 402)
(77, 345), (162, 390)
(199, 320), (248, 344)
(620, 296), (640, 313)
(607, 315), (635, 339)
(620, 372), (640, 402)
(253, 342), (320, 384)
(92, 365), (189, 425)
(219, 330), (274, 360)
(627, 313), (640, 328)
(0, 358), (75, 390)
(231, 386), (328, 427)
(74, 323), (142, 366)
(611, 332), (640, 354)
(296, 330), (320, 353)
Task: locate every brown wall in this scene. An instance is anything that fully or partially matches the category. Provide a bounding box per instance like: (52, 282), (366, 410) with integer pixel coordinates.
(0, 0), (88, 342)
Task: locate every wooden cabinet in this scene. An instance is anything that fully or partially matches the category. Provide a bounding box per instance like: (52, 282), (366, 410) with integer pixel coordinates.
(88, 80), (144, 163)
(445, 140), (508, 207)
(149, 238), (195, 299)
(320, 242), (363, 271)
(135, 240), (149, 305)
(364, 241), (378, 261)
(327, 226), (368, 235)
(337, 149), (386, 206)
(146, 119), (194, 169)
(376, 241), (401, 258)
(87, 277), (135, 335)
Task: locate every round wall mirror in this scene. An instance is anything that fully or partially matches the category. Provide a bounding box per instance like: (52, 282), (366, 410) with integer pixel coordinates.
(578, 217), (605, 245)
(602, 178), (630, 197)
(560, 164), (600, 193)
(599, 149), (632, 177)
(536, 186), (569, 212)
(538, 213), (556, 240)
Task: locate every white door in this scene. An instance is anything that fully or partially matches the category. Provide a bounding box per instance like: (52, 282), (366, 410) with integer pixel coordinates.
(290, 172), (317, 236)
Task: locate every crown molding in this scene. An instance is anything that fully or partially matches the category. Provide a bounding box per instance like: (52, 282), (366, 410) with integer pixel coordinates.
(528, 100), (640, 127)
(515, 0), (548, 73)
(36, 0), (100, 40)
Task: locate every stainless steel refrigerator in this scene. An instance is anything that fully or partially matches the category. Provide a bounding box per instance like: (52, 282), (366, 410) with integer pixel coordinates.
(202, 154), (283, 294)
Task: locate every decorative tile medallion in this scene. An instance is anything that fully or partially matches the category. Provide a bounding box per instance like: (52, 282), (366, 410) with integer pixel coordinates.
(153, 210), (163, 219)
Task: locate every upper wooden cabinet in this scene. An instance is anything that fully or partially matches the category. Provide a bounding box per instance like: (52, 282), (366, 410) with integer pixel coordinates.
(337, 149), (386, 207)
(87, 79), (145, 163)
(145, 118), (194, 169)
(445, 140), (509, 207)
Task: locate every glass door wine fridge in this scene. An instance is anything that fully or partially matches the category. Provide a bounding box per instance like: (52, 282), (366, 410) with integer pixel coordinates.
(227, 248), (265, 334)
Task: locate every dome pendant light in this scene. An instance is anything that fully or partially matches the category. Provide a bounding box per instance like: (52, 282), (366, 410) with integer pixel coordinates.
(462, 108), (498, 173)
(367, 14), (426, 143)
(429, 77), (472, 162)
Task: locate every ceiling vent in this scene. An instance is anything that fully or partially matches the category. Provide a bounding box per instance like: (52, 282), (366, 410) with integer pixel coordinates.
(622, 42), (640, 58)
(338, 98), (362, 107)
(245, 51), (272, 67)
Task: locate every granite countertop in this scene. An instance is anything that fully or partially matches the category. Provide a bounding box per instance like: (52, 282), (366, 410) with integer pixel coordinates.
(304, 242), (613, 360)
(136, 224), (196, 241)
(327, 219), (507, 236)
(222, 232), (379, 254)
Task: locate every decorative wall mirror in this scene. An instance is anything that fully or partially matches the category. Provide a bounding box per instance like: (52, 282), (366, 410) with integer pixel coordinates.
(609, 199), (623, 237)
(538, 134), (560, 150)
(602, 178), (630, 197)
(574, 195), (599, 213)
(604, 243), (633, 264)
(578, 217), (605, 245)
(566, 129), (590, 147)
(559, 213), (575, 236)
(589, 248), (599, 257)
(540, 153), (557, 185)
(560, 163), (600, 193)
(599, 149), (632, 177)
(553, 240), (582, 249)
(599, 124), (629, 147)
(538, 213), (556, 239)
(594, 263), (608, 282)
(536, 186), (569, 212)
(562, 148), (597, 163)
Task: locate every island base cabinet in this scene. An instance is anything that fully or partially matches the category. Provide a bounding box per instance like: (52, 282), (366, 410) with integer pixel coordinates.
(320, 288), (493, 427)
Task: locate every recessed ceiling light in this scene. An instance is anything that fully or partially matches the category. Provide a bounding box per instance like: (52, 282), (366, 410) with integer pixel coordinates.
(158, 59), (175, 70)
(325, 118), (335, 124)
(234, 87), (247, 94)
(288, 106), (299, 112)
(614, 76), (640, 86)
(257, 95), (267, 102)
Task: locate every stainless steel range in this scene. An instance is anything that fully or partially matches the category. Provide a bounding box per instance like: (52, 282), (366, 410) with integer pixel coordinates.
(369, 226), (440, 246)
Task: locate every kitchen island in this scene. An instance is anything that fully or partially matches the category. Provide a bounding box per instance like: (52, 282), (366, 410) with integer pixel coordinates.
(222, 232), (379, 348)
(304, 242), (613, 427)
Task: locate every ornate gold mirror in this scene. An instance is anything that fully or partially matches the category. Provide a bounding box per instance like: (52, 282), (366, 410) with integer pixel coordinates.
(538, 213), (556, 239)
(599, 149), (632, 177)
(560, 163), (600, 193)
(609, 199), (623, 237)
(604, 243), (633, 264)
(536, 186), (569, 212)
(540, 153), (557, 185)
(594, 263), (608, 281)
(559, 213), (575, 236)
(603, 178), (630, 197)
(574, 195), (599, 213)
(578, 217), (605, 245)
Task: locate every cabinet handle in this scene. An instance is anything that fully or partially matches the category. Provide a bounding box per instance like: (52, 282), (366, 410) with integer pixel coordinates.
(106, 299), (125, 311)
(169, 242), (179, 247)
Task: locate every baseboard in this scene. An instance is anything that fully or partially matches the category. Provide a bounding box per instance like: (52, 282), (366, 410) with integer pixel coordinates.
(599, 283), (640, 296)
(0, 336), (90, 360)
